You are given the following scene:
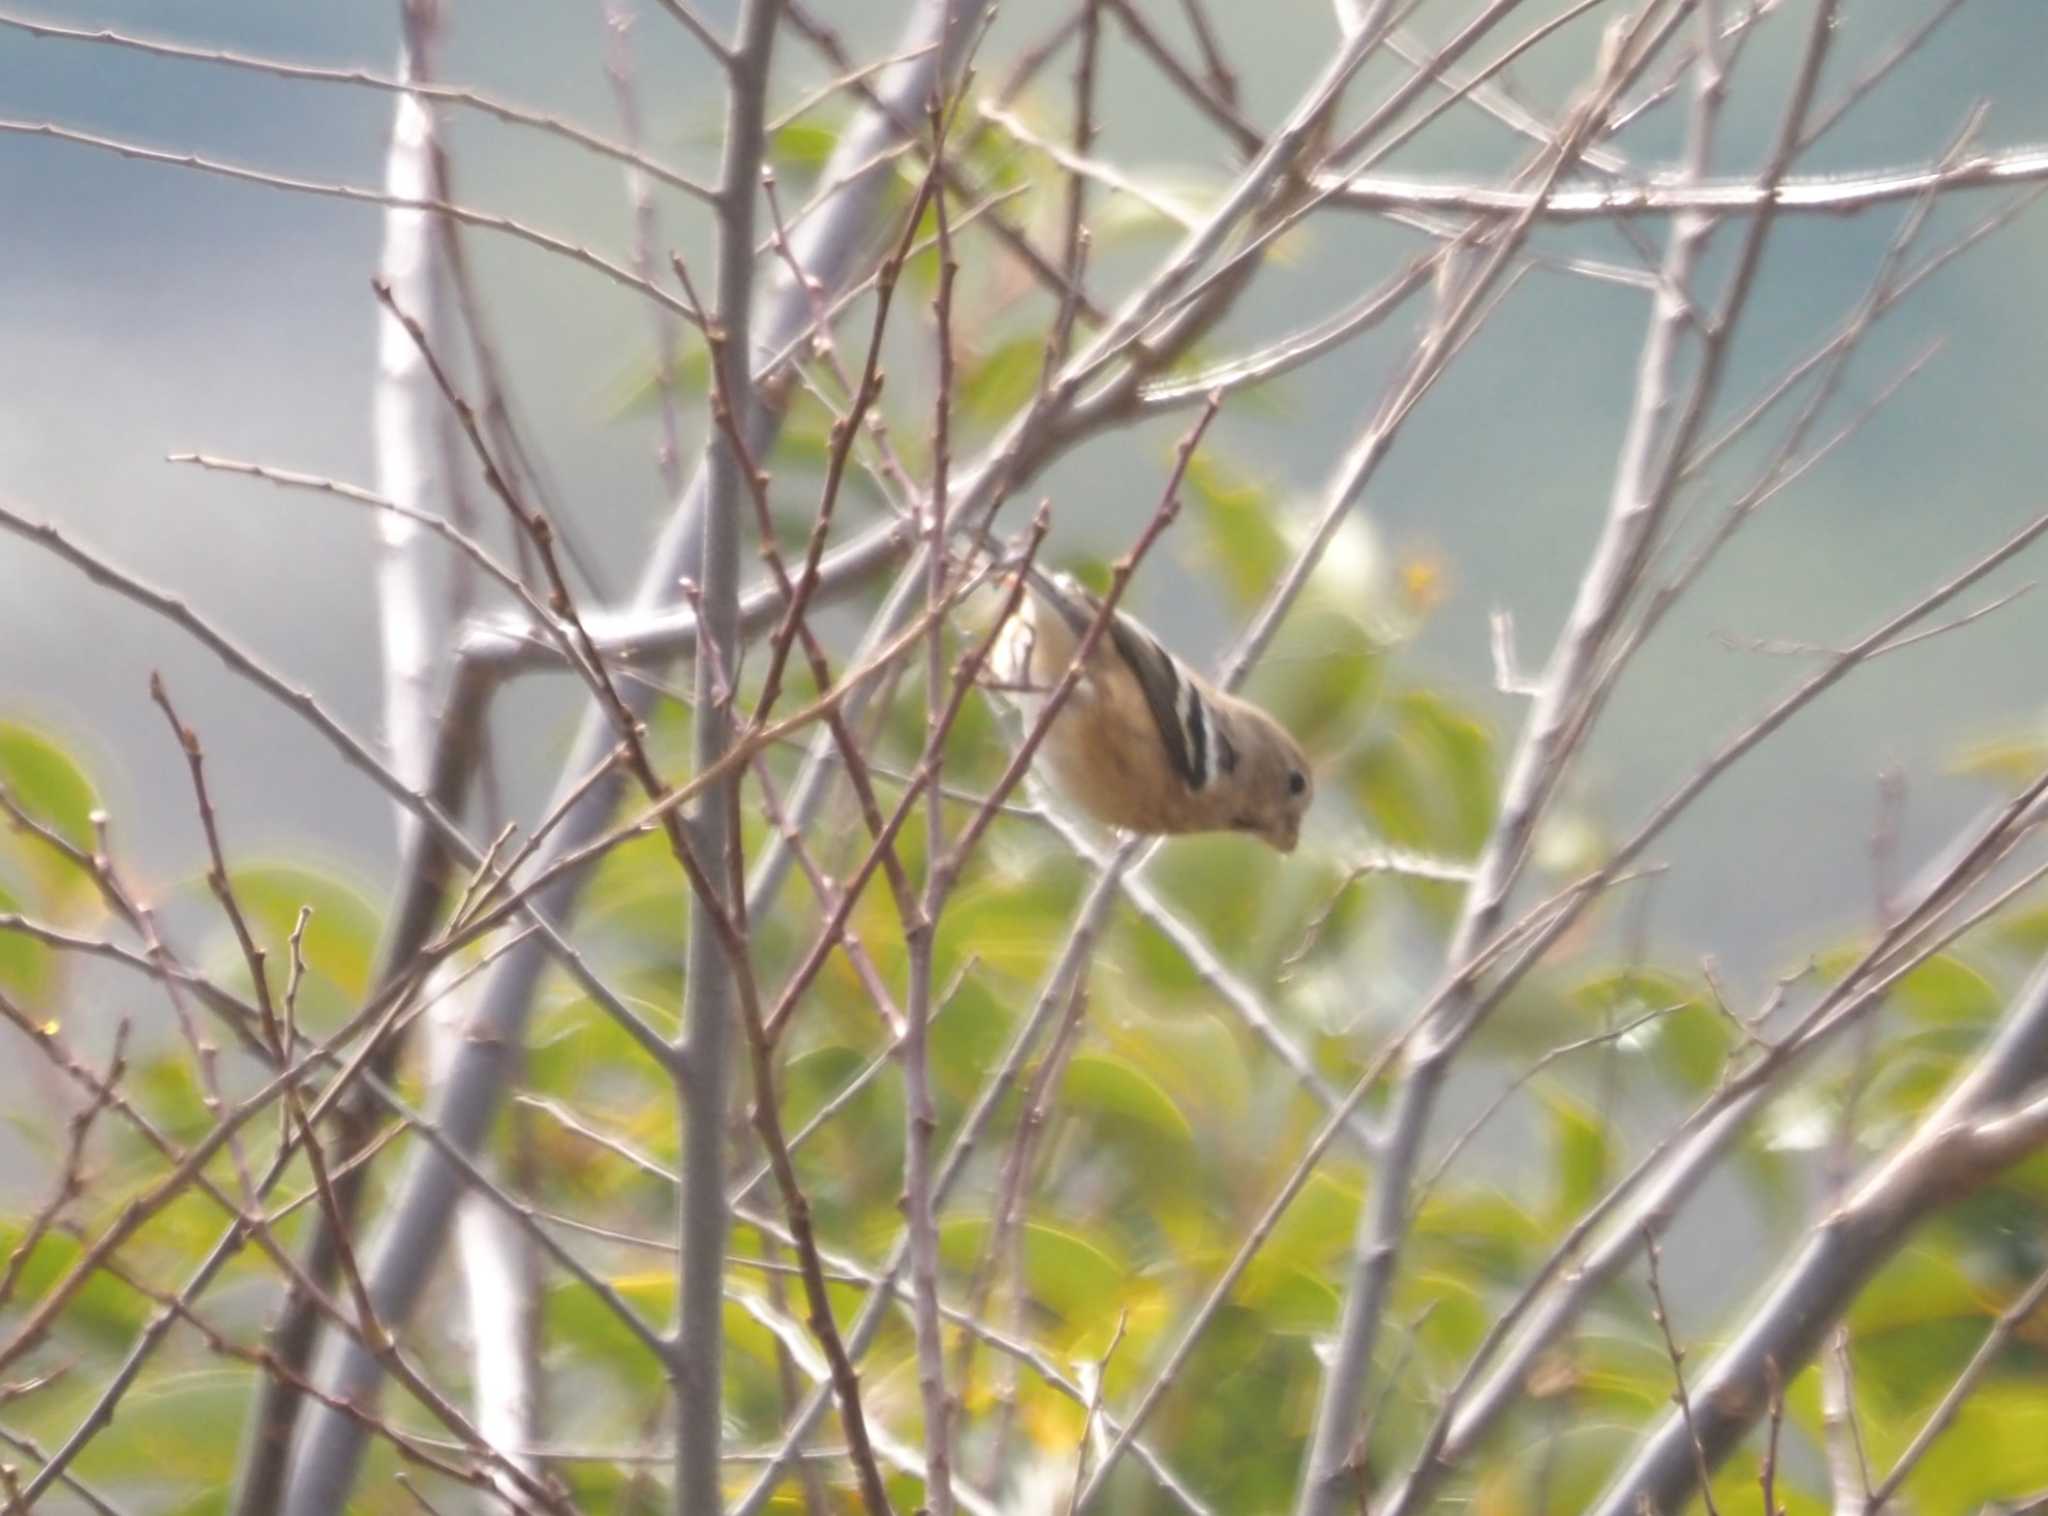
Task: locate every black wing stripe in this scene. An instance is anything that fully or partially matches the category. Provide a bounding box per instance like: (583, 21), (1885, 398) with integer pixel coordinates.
(1037, 572), (1207, 790)
(1106, 616), (1201, 789)
(1179, 676), (1211, 791)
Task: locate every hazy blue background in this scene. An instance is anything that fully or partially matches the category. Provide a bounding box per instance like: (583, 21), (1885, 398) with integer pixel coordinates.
(6, 0), (2048, 1007)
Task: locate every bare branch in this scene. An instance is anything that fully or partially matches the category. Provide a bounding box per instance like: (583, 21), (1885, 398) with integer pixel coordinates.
(0, 119), (708, 325)
(1587, 945), (2048, 1515)
(1320, 140), (2048, 218)
(0, 8), (715, 200)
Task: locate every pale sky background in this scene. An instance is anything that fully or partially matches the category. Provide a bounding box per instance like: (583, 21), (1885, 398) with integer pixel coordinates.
(5, 0), (2048, 1012)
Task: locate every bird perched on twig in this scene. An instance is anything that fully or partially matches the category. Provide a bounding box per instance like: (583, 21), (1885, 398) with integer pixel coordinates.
(987, 568), (1314, 853)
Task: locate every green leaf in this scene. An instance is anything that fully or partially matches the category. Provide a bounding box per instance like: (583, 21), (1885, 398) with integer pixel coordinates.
(1731, 1123), (1802, 1232)
(933, 863), (1077, 984)
(1398, 1269), (1490, 1365)
(0, 1223), (149, 1349)
(1390, 689), (1496, 853)
(1908, 1381), (2048, 1512)
(1850, 1244), (1986, 1337)
(1261, 1170), (1363, 1271)
(1988, 899), (2048, 960)
(1061, 1051), (1196, 1153)
(1344, 687), (1498, 858)
(133, 1051), (217, 1146)
(1263, 608), (1384, 755)
(769, 117), (840, 176)
(1543, 1086), (1610, 1224)
(1143, 829), (1299, 967)
(1572, 967), (1722, 1093)
(1891, 953), (2002, 1026)
(1234, 1252), (1340, 1333)
(0, 722), (98, 851)
(1186, 454), (1286, 608)
(218, 864), (380, 1005)
(959, 334), (1047, 426)
(1863, 1026), (1989, 1126)
(1115, 1007), (1255, 1143)
(550, 1273), (670, 1397)
(940, 1217), (1127, 1330)
(783, 1042), (871, 1122)
(1412, 1187), (1540, 1282)
(1571, 1330), (1697, 1420)
(1503, 1417), (1659, 1515)
(66, 1368), (247, 1490)
(1951, 734), (2048, 788)
(928, 970), (1019, 1106)
(1346, 735), (1430, 849)
(163, 1490), (232, 1516)
(0, 881), (50, 997)
(580, 828), (691, 958)
(0, 721), (101, 915)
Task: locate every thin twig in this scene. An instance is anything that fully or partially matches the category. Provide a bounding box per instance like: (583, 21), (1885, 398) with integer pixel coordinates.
(1644, 1225), (1721, 1516)
(0, 119), (709, 325)
(0, 9), (716, 200)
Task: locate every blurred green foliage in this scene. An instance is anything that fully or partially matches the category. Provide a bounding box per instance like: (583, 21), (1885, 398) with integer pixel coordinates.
(5, 82), (2048, 1516)
(5, 423), (2045, 1516)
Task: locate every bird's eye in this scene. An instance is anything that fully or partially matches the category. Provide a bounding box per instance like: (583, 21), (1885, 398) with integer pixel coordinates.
(1287, 769), (1308, 797)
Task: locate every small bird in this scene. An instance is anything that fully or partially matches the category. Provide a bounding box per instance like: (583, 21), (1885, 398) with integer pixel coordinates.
(988, 569), (1314, 852)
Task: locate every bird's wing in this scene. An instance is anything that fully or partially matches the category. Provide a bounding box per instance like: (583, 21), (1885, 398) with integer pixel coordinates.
(1030, 571), (1210, 790)
(1104, 615), (1207, 790)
